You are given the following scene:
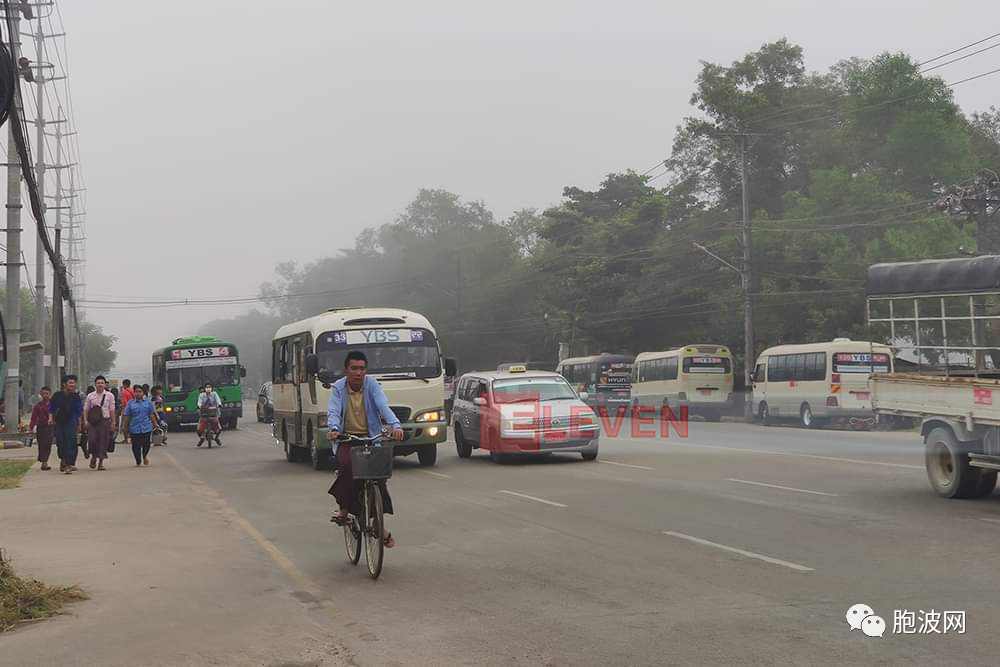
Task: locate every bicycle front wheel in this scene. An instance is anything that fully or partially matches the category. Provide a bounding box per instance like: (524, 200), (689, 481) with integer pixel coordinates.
(344, 515), (361, 565)
(364, 483), (384, 579)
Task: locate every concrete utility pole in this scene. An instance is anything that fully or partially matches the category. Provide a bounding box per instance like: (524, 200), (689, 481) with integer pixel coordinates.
(4, 8), (24, 431)
(31, 17), (45, 396)
(738, 134), (754, 422)
(693, 131), (765, 422)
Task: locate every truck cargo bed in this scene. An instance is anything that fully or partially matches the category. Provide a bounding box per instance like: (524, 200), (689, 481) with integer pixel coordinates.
(872, 373), (1000, 426)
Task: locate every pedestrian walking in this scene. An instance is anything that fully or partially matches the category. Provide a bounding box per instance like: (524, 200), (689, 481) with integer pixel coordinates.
(49, 375), (84, 474)
(150, 385), (168, 445)
(84, 376), (117, 471)
(122, 385), (160, 467)
(29, 387), (54, 470)
(119, 380), (134, 444)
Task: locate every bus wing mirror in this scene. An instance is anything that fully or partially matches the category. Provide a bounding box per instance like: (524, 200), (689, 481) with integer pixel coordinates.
(473, 397), (487, 407)
(240, 366), (247, 378)
(305, 354), (319, 376)
(445, 357), (457, 377)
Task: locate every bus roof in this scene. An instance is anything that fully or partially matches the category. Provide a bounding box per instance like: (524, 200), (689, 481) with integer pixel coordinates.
(635, 344), (732, 362)
(557, 354), (634, 366)
(757, 339), (891, 357)
(273, 307), (436, 341)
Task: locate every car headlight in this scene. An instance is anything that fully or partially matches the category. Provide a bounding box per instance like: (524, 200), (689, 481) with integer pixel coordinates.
(414, 409), (444, 423)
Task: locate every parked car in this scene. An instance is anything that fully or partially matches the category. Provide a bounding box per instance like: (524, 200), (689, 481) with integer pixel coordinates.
(256, 382), (274, 423)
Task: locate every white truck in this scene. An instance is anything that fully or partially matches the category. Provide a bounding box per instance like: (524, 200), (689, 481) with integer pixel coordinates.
(868, 255), (1000, 498)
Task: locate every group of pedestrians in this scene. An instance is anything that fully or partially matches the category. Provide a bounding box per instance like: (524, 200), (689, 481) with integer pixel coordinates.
(30, 375), (168, 474)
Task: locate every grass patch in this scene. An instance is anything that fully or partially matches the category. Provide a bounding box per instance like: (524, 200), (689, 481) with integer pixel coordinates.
(0, 553), (88, 632)
(0, 460), (33, 490)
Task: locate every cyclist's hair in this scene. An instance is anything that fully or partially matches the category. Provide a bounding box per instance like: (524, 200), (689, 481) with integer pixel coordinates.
(344, 350), (368, 368)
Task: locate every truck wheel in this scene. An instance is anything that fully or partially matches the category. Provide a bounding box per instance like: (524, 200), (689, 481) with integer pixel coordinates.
(800, 403), (821, 429)
(455, 426), (472, 458)
(924, 427), (983, 498)
(417, 445), (437, 466)
(758, 402), (770, 426)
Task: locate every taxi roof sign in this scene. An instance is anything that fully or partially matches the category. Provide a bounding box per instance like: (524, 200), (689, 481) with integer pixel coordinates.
(507, 365), (527, 373)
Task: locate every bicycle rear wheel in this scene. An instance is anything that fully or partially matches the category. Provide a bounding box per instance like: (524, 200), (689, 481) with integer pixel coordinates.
(364, 483), (384, 579)
(344, 516), (361, 565)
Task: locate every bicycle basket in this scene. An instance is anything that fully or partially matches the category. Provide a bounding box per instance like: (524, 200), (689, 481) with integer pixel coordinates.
(350, 445), (393, 480)
(199, 406), (220, 418)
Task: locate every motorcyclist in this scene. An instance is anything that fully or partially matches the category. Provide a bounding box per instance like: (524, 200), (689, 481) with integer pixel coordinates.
(196, 383), (223, 447)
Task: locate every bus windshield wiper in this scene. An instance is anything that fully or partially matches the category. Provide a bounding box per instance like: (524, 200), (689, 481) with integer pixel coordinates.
(374, 373), (419, 381)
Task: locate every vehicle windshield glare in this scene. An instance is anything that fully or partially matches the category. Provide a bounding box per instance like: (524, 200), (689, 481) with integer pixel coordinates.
(492, 379), (577, 404)
(316, 328), (441, 380)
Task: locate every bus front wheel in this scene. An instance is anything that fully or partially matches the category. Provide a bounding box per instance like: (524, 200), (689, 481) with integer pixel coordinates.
(417, 445), (437, 466)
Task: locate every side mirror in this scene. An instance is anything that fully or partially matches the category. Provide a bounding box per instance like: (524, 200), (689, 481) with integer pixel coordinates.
(473, 397), (487, 407)
(240, 366), (247, 378)
(305, 354), (319, 376)
(445, 357), (457, 377)
(579, 392), (589, 400)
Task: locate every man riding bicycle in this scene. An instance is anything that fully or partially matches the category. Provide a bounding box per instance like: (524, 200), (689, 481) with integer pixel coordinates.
(196, 383), (223, 447)
(327, 350), (404, 548)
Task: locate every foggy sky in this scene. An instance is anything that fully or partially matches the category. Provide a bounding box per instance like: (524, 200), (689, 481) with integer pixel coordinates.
(17, 0), (998, 377)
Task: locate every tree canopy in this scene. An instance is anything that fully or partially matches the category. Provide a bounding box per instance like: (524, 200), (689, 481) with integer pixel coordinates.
(207, 40), (998, 379)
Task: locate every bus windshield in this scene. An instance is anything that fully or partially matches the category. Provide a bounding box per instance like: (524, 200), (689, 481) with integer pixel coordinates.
(316, 328), (441, 380)
(166, 360), (239, 394)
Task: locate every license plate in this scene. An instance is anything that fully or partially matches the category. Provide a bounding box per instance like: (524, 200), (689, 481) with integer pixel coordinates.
(698, 389), (714, 396)
(853, 391), (870, 399)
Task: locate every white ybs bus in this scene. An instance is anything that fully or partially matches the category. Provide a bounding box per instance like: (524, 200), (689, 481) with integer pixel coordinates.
(752, 338), (892, 428)
(271, 308), (455, 469)
(631, 344), (734, 421)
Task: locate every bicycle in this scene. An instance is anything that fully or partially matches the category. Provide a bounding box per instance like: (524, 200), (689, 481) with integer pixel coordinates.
(336, 432), (394, 579)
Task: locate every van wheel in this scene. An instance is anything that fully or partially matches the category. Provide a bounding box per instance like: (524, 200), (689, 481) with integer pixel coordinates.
(455, 426), (472, 458)
(800, 403), (821, 429)
(925, 427), (983, 498)
(417, 446), (437, 466)
(758, 402), (770, 426)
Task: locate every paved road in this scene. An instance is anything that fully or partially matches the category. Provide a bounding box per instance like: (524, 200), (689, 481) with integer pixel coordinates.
(119, 414), (1000, 664)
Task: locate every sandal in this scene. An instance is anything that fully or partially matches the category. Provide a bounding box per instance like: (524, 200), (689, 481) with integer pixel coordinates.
(383, 532), (395, 548)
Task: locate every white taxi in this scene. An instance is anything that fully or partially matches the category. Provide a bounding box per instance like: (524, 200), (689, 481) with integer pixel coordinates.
(451, 366), (600, 462)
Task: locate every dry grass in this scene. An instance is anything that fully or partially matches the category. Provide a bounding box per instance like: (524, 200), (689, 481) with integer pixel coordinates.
(0, 459), (33, 490)
(0, 553), (88, 632)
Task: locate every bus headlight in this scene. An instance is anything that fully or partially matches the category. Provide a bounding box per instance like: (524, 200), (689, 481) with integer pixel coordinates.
(415, 409), (444, 423)
(165, 406), (173, 413)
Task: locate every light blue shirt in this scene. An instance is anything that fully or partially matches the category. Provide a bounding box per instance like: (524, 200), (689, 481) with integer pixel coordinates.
(124, 398), (157, 434)
(327, 376), (401, 450)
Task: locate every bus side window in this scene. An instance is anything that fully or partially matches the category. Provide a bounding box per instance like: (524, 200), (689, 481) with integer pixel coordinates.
(272, 341), (283, 384)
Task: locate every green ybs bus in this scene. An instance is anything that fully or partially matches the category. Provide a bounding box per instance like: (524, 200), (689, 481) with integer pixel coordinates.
(152, 336), (246, 429)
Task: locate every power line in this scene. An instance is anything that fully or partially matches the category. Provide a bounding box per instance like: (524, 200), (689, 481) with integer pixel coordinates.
(916, 30), (1000, 67)
(920, 40), (1000, 74)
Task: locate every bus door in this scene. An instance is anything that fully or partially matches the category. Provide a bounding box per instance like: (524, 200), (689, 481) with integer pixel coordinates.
(292, 337), (304, 444)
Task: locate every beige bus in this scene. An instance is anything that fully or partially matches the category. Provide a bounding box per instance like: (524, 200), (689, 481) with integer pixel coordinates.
(752, 338), (892, 428)
(630, 344), (734, 421)
(271, 307), (454, 469)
